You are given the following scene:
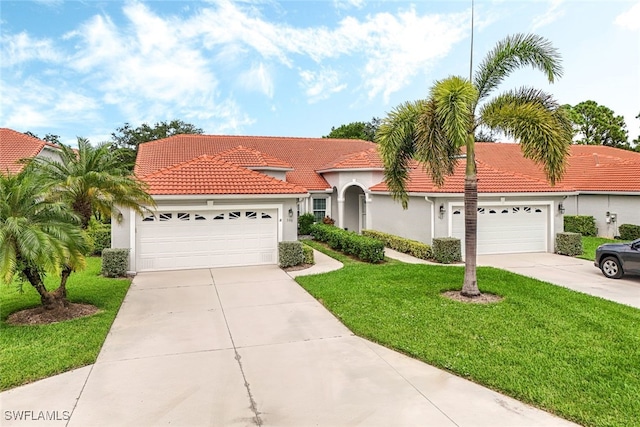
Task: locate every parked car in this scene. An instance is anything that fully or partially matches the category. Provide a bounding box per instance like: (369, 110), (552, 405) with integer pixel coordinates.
(595, 238), (640, 279)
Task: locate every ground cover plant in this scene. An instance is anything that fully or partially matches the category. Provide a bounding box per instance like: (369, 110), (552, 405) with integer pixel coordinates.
(296, 246), (640, 427)
(0, 257), (130, 391)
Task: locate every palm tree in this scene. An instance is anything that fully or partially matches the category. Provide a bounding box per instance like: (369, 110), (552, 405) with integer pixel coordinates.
(0, 170), (86, 309)
(30, 137), (156, 295)
(376, 34), (573, 297)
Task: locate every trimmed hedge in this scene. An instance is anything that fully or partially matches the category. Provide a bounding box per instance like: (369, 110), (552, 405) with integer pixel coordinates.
(279, 241), (304, 267)
(88, 223), (111, 255)
(302, 245), (315, 265)
(102, 248), (129, 277)
(564, 215), (597, 237)
(432, 238), (461, 264)
(298, 213), (316, 235)
(362, 230), (432, 260)
(619, 224), (640, 241)
(555, 232), (583, 256)
(310, 223), (384, 263)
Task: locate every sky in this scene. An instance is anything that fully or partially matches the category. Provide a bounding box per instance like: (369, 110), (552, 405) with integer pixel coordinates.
(1, 0), (639, 146)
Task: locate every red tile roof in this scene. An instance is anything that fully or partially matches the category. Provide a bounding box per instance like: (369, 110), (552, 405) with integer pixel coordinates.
(135, 135), (376, 191)
(139, 155), (308, 196)
(0, 128), (59, 174)
(317, 148), (384, 171)
(214, 145), (293, 169)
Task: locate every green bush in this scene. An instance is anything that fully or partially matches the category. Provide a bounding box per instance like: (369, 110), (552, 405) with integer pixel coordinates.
(564, 215), (597, 237)
(310, 223), (384, 263)
(101, 248), (129, 277)
(279, 241), (304, 267)
(298, 213), (316, 235)
(302, 245), (315, 265)
(432, 238), (461, 264)
(619, 224), (640, 240)
(87, 222), (111, 255)
(555, 232), (583, 256)
(362, 230), (432, 260)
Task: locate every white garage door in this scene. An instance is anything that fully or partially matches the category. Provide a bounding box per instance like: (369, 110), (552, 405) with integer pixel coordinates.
(452, 205), (548, 255)
(136, 209), (278, 271)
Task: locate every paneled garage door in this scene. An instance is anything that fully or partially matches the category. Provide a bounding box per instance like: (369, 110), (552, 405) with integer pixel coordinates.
(136, 209), (278, 271)
(452, 205), (548, 255)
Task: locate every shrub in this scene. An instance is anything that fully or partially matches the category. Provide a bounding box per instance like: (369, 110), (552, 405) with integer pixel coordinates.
(102, 248), (129, 277)
(310, 223), (384, 263)
(279, 241), (304, 267)
(555, 232), (583, 256)
(298, 213), (316, 235)
(302, 245), (315, 265)
(619, 224), (640, 241)
(564, 215), (597, 237)
(87, 222), (111, 255)
(362, 230), (432, 260)
(432, 238), (461, 264)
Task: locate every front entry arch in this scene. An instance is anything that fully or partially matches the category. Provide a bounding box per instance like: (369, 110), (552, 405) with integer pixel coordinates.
(339, 184), (367, 233)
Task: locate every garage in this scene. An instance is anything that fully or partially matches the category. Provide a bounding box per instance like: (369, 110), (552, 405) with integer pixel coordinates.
(452, 204), (549, 255)
(136, 208), (278, 271)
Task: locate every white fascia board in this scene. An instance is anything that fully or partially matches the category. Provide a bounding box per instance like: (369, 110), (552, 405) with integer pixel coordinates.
(316, 168), (384, 174)
(369, 191), (578, 198)
(576, 191), (640, 195)
(247, 167), (294, 172)
(308, 189), (333, 194)
(150, 193), (308, 201)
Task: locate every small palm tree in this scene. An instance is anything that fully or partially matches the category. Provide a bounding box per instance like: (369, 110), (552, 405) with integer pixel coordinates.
(377, 34), (572, 297)
(0, 170), (86, 308)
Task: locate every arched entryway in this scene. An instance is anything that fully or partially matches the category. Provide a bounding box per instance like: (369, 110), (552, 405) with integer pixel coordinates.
(341, 184), (367, 233)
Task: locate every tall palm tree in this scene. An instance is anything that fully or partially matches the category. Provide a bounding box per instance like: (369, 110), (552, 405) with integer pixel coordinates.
(30, 137), (156, 295)
(376, 34), (573, 297)
(0, 170), (86, 309)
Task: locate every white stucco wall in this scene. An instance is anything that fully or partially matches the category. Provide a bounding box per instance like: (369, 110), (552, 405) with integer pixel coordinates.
(564, 194), (640, 238)
(369, 194), (433, 243)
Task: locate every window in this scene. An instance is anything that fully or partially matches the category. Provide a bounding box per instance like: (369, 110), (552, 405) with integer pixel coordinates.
(246, 211), (257, 219)
(261, 212), (272, 219)
(213, 213), (224, 220)
(159, 213), (172, 221)
(194, 214), (206, 221)
(524, 207), (531, 213)
(142, 214), (155, 222)
(478, 207), (485, 214)
(229, 211), (241, 220)
(453, 210), (461, 215)
(178, 213), (190, 221)
(512, 207), (520, 213)
(313, 198), (326, 222)
(535, 208), (542, 213)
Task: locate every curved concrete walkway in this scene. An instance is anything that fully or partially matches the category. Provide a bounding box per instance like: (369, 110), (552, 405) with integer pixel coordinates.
(1, 251), (579, 427)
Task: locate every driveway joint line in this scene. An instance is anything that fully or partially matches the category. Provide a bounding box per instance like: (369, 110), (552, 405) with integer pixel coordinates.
(63, 364), (95, 427)
(209, 269), (263, 426)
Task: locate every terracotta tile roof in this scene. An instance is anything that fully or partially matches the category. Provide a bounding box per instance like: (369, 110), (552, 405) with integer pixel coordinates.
(317, 148), (384, 171)
(139, 155), (308, 196)
(0, 128), (59, 174)
(135, 135), (377, 191)
(214, 145), (293, 169)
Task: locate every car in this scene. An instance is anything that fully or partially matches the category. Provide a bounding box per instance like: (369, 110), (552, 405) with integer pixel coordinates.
(595, 238), (640, 279)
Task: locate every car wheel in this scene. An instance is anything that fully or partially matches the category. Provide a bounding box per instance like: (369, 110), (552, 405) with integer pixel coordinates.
(600, 256), (623, 279)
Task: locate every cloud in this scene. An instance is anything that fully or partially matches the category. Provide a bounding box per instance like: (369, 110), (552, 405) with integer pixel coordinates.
(615, 2), (640, 31)
(0, 32), (61, 67)
(238, 62), (274, 97)
(531, 0), (565, 31)
(299, 68), (347, 103)
(333, 0), (365, 10)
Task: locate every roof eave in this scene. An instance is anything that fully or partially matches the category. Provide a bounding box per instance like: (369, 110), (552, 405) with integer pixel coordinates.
(149, 193), (309, 200)
(316, 167), (384, 174)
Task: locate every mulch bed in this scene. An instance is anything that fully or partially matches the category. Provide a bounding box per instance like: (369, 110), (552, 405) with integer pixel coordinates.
(6, 303), (100, 325)
(442, 290), (503, 304)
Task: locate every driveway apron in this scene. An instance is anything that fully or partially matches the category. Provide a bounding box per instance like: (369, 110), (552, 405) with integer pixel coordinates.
(2, 264), (578, 427)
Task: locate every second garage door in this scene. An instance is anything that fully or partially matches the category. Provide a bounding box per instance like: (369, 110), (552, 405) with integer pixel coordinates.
(452, 205), (548, 255)
(136, 209), (278, 271)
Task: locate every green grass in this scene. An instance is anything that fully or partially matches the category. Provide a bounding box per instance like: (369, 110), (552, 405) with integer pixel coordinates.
(579, 236), (626, 261)
(296, 246), (640, 427)
(0, 257), (130, 391)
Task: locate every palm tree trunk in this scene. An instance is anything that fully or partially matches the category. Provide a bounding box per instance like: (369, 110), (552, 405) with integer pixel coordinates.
(462, 135), (481, 297)
(22, 267), (64, 309)
(52, 265), (72, 303)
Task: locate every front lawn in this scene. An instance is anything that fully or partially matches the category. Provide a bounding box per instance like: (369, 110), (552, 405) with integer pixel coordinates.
(0, 257), (130, 391)
(296, 245), (640, 427)
(579, 236), (626, 261)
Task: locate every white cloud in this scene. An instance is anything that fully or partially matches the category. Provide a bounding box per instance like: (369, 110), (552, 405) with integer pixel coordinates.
(0, 32), (60, 67)
(238, 62), (274, 97)
(334, 0), (365, 10)
(531, 0), (565, 31)
(299, 68), (347, 103)
(615, 1), (640, 31)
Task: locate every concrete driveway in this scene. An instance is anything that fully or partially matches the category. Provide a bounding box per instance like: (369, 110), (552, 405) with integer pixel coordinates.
(477, 252), (640, 309)
(1, 262), (578, 427)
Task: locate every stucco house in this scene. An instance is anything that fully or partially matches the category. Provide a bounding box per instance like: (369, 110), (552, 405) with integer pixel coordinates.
(0, 128), (62, 174)
(111, 134), (637, 273)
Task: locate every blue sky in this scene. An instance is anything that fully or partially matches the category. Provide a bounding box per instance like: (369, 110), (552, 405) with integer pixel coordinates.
(1, 0), (639, 146)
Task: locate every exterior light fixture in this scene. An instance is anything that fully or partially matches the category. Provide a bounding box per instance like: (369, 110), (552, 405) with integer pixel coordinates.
(439, 205), (446, 218)
(558, 203), (565, 214)
(288, 208), (294, 218)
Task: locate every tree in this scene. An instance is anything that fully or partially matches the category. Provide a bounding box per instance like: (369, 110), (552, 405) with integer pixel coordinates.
(0, 169), (86, 309)
(24, 132), (61, 144)
(324, 117), (381, 142)
(564, 100), (630, 149)
(110, 120), (204, 170)
(377, 33), (572, 297)
(633, 112), (640, 150)
(29, 138), (156, 298)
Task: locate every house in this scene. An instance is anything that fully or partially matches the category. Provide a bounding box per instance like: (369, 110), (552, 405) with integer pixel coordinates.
(112, 134), (640, 272)
(0, 128), (62, 174)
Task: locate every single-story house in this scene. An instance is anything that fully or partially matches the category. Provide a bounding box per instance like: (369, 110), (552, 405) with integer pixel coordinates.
(112, 134), (639, 273)
(0, 128), (62, 174)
